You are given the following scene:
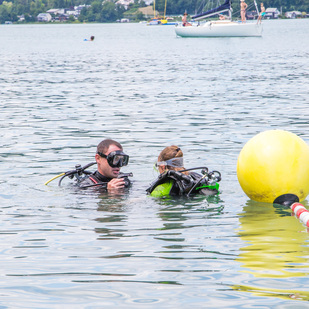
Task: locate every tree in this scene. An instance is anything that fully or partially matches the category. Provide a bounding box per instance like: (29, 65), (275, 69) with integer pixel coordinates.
(68, 13), (75, 21)
(91, 0), (101, 14)
(115, 3), (125, 20)
(100, 1), (117, 22)
(78, 6), (87, 21)
(0, 4), (10, 22)
(24, 12), (35, 21)
(135, 10), (143, 20)
(0, 0), (308, 24)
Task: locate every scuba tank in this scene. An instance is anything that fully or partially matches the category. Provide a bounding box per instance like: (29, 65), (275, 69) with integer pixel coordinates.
(146, 167), (221, 198)
(44, 162), (133, 188)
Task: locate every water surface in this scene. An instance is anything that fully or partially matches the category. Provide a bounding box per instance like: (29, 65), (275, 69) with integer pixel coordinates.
(1, 19), (309, 308)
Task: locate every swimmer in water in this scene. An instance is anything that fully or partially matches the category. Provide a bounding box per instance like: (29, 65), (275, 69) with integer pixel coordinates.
(84, 36), (95, 41)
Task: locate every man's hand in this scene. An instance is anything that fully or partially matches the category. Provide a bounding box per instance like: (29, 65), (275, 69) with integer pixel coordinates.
(107, 177), (125, 190)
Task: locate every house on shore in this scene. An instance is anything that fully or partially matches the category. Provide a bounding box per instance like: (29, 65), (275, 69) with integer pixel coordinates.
(285, 11), (302, 18)
(37, 13), (52, 22)
(246, 10), (258, 20)
(138, 6), (159, 19)
(264, 8), (280, 19)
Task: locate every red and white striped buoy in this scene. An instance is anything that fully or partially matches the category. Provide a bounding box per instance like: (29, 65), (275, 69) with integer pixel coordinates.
(291, 203), (309, 227)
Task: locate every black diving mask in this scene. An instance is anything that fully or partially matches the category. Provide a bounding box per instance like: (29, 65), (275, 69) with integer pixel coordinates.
(97, 150), (129, 168)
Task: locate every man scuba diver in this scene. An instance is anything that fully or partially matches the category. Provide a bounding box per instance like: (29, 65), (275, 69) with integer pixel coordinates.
(77, 139), (132, 190)
(146, 145), (221, 198)
(45, 139), (132, 190)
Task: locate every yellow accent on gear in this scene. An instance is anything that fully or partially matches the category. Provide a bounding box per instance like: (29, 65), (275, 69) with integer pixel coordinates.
(44, 173), (65, 185)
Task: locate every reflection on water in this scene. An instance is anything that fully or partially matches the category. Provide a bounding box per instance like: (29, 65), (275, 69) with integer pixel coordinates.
(235, 200), (309, 301)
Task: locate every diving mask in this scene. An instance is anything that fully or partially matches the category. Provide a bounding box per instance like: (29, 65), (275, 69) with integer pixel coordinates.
(156, 157), (184, 168)
(98, 150), (129, 168)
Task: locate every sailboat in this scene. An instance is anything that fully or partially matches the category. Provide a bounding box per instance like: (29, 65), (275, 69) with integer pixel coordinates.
(147, 0), (176, 25)
(175, 0), (262, 37)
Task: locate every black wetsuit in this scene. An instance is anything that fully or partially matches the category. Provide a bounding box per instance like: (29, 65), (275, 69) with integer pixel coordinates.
(77, 171), (131, 189)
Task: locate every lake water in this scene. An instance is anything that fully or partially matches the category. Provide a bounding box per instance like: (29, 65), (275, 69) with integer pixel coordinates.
(1, 19), (309, 308)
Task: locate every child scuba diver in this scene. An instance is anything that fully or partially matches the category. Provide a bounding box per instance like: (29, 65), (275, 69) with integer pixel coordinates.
(146, 145), (221, 198)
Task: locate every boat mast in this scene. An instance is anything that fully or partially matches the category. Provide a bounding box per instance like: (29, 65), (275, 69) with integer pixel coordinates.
(164, 0), (167, 19)
(228, 0), (232, 20)
(253, 0), (260, 16)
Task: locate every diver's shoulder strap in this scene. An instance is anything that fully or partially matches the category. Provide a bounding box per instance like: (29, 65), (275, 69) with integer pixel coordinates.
(146, 172), (171, 195)
(166, 170), (194, 195)
(146, 170), (194, 196)
(89, 175), (99, 184)
(78, 173), (108, 189)
(188, 171), (202, 181)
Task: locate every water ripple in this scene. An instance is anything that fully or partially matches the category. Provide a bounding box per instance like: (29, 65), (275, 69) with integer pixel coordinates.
(0, 20), (309, 308)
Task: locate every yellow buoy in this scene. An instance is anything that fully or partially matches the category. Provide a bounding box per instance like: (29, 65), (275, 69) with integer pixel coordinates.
(237, 130), (309, 203)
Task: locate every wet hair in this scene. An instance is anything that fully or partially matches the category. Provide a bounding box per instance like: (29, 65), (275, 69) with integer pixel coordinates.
(97, 139), (122, 154)
(158, 145), (186, 172)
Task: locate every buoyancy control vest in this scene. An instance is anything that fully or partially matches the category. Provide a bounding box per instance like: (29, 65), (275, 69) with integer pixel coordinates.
(78, 170), (132, 189)
(146, 169), (221, 198)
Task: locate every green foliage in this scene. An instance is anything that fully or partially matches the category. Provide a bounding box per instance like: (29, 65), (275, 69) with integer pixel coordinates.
(123, 7), (144, 20)
(77, 0), (125, 22)
(68, 12), (75, 20)
(101, 1), (117, 21)
(0, 1), (18, 23)
(0, 0), (308, 23)
(135, 10), (143, 20)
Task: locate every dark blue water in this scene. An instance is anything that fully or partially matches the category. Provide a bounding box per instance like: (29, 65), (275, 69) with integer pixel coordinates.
(1, 19), (309, 308)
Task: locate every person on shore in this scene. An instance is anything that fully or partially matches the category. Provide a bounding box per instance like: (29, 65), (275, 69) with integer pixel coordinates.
(240, 0), (248, 23)
(78, 139), (131, 190)
(146, 145), (220, 198)
(257, 3), (265, 24)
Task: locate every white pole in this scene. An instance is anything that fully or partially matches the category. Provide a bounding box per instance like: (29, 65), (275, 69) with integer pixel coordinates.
(253, 0), (259, 18)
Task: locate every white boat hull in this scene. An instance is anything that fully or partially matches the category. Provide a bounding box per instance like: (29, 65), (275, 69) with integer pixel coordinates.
(175, 21), (262, 37)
